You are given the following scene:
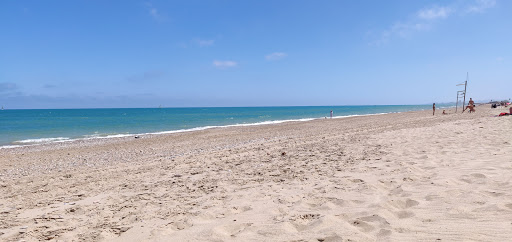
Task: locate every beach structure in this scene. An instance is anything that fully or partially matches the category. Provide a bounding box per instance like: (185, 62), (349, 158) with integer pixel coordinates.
(456, 91), (465, 113)
(455, 73), (468, 113)
(2, 107), (512, 241)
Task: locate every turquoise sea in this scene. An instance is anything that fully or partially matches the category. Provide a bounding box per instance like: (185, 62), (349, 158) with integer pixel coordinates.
(0, 105), (447, 147)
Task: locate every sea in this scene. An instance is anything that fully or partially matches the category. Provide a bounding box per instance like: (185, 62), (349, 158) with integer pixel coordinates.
(0, 105), (449, 148)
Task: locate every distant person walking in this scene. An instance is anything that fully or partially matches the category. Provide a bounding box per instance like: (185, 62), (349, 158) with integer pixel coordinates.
(433, 103), (435, 116)
(330, 110), (333, 119)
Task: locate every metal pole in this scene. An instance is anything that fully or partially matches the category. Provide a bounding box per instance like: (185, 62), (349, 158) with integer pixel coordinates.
(456, 85), (465, 113)
(455, 92), (458, 113)
(462, 72), (468, 112)
(456, 77), (467, 113)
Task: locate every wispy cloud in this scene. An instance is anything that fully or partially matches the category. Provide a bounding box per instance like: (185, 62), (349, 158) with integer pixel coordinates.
(0, 82), (18, 93)
(417, 6), (452, 20)
(213, 60), (237, 69)
(126, 70), (165, 82)
(0, 82), (22, 98)
(145, 2), (166, 21)
(496, 57), (504, 62)
(370, 21), (431, 45)
(371, 0), (497, 45)
(466, 0), (496, 13)
(194, 38), (215, 47)
(43, 84), (57, 89)
(265, 52), (287, 61)
(390, 22), (430, 38)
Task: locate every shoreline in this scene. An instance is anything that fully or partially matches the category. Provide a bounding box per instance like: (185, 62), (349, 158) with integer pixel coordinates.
(0, 110), (392, 149)
(0, 111), (397, 149)
(1, 104), (456, 149)
(1, 105), (510, 241)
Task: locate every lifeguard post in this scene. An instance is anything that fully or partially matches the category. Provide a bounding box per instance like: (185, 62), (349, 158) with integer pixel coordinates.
(455, 73), (468, 113)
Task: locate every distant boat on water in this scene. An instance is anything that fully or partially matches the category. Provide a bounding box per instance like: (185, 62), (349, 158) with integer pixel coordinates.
(1, 106), (3, 110)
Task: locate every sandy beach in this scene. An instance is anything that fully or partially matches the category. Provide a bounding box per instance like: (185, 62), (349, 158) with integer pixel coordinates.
(1, 105), (511, 241)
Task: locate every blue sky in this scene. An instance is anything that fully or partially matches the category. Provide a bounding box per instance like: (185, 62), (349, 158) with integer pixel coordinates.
(1, 0), (510, 108)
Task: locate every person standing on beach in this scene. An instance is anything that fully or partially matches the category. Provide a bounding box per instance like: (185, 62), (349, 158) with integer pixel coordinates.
(463, 98), (475, 113)
(330, 110), (333, 119)
(433, 103), (435, 116)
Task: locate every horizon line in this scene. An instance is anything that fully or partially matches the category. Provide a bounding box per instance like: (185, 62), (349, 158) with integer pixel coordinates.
(0, 102), (463, 110)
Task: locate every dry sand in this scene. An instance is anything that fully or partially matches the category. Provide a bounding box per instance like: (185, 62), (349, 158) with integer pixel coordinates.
(1, 105), (511, 241)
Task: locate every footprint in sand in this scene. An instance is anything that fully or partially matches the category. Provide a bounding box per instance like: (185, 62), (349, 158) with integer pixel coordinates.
(351, 219), (375, 232)
(405, 199), (419, 208)
(505, 204), (512, 210)
(388, 198), (419, 209)
(359, 214), (390, 227)
(460, 173), (487, 184)
(230, 205), (252, 214)
(326, 198), (345, 207)
(395, 210), (415, 219)
(389, 186), (411, 197)
(171, 220), (192, 231)
(377, 229), (392, 237)
(212, 223), (253, 237)
(356, 214), (392, 236)
(351, 178), (365, 183)
(471, 173), (487, 178)
(425, 194), (440, 201)
(288, 213), (322, 231)
(317, 234), (344, 242)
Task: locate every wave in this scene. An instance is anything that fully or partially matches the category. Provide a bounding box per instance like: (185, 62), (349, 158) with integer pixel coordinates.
(149, 118), (318, 135)
(83, 134), (133, 140)
(0, 145), (23, 149)
(13, 137), (71, 144)
(1, 112), (390, 149)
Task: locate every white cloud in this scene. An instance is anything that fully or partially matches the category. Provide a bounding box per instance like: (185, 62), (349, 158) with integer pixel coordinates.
(213, 60), (237, 68)
(417, 7), (452, 20)
(195, 39), (215, 47)
(371, 0), (496, 45)
(466, 0), (496, 13)
(265, 52), (287, 61)
(371, 5), (449, 45)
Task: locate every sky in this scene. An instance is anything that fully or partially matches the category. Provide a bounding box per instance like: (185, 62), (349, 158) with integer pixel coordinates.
(1, 0), (511, 109)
